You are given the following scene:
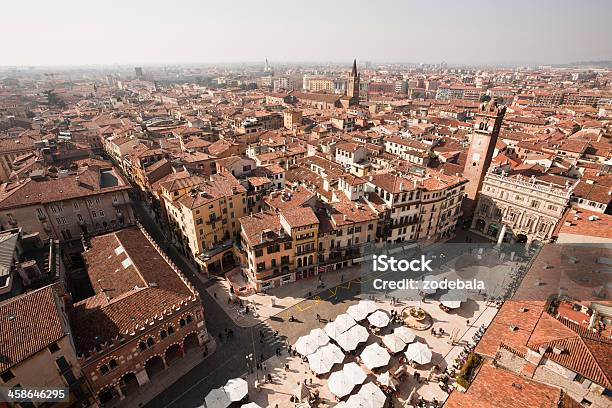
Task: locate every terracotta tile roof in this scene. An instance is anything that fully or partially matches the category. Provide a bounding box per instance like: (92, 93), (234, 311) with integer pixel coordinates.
(239, 211), (285, 247)
(0, 284), (65, 372)
(445, 363), (566, 408)
(329, 197), (377, 226)
(476, 300), (546, 357)
(265, 186), (315, 211)
(527, 315), (612, 388)
(280, 206), (319, 228)
(369, 173), (416, 194)
(572, 181), (611, 204)
(0, 166), (130, 210)
(70, 227), (196, 353)
(177, 172), (245, 209)
(557, 207), (612, 240)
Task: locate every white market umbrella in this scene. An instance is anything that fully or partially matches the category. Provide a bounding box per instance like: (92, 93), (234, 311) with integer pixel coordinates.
(382, 333), (407, 354)
(335, 313), (357, 333)
(405, 342), (432, 365)
(308, 349), (336, 375)
(376, 371), (398, 389)
(327, 370), (355, 398)
(358, 299), (378, 315)
(367, 310), (390, 328)
(343, 362), (367, 385)
(295, 335), (320, 356)
(324, 321), (343, 340)
(223, 378), (248, 402)
(348, 324), (369, 343)
(320, 343), (345, 365)
(347, 304), (369, 321)
(205, 388), (231, 408)
(394, 326), (416, 344)
(336, 330), (360, 352)
(309, 328), (330, 347)
(356, 382), (387, 408)
(440, 299), (462, 309)
(360, 343), (391, 370)
(241, 404), (262, 408)
(445, 289), (469, 302)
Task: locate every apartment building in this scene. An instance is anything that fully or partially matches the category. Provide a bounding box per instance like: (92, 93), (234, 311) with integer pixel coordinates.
(307, 77), (335, 93)
(0, 284), (90, 405)
(162, 172), (247, 274)
(366, 170), (467, 244)
(384, 136), (431, 166)
(239, 205), (319, 291)
(0, 164), (134, 241)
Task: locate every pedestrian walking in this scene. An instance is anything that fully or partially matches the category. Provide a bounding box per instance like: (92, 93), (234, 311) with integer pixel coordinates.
(213, 292), (217, 299)
(341, 275), (344, 282)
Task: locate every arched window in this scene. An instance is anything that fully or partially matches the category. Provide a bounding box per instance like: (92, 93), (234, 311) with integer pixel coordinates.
(146, 337), (155, 347)
(186, 315), (193, 324)
(168, 325), (175, 335)
(180, 318), (186, 328)
(109, 359), (117, 369)
(100, 364), (109, 375)
(160, 330), (167, 339)
(139, 342), (147, 352)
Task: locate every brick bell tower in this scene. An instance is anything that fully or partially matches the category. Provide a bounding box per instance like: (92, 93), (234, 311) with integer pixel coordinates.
(347, 58), (360, 105)
(461, 100), (506, 217)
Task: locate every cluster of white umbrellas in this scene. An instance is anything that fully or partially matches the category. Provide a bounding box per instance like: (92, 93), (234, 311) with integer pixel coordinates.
(360, 343), (391, 370)
(345, 382), (387, 408)
(335, 324), (369, 352)
(381, 326), (417, 354)
(346, 299), (377, 321)
(307, 343), (345, 374)
(405, 341), (432, 365)
(205, 377), (249, 408)
(295, 328), (331, 356)
(327, 362), (368, 398)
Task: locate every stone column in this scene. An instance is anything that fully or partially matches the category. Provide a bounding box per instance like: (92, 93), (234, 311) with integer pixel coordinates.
(135, 368), (150, 386)
(496, 224), (507, 247)
(114, 385), (125, 400)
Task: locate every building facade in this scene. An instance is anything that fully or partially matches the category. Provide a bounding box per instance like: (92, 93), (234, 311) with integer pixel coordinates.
(471, 170), (574, 245)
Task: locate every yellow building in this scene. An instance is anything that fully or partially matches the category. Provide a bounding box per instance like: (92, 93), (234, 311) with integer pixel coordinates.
(239, 206), (319, 291)
(308, 78), (335, 93)
(283, 109), (303, 129)
(162, 172), (247, 275)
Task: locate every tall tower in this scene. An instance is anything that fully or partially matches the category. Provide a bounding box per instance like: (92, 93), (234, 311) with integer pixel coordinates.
(461, 100), (506, 217)
(347, 59), (360, 104)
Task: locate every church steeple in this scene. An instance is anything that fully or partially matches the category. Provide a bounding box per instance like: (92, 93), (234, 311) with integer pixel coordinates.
(347, 58), (360, 104)
(351, 58), (358, 77)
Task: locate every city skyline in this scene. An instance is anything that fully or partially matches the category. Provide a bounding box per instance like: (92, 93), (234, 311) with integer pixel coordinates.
(2, 0), (612, 67)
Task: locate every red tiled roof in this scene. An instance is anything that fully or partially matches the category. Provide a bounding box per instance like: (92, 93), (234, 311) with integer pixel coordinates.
(70, 227), (196, 353)
(280, 206), (319, 228)
(0, 285), (65, 372)
(445, 363), (566, 408)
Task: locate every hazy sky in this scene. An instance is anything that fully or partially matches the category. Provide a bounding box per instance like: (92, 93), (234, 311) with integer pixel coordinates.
(2, 0), (611, 66)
